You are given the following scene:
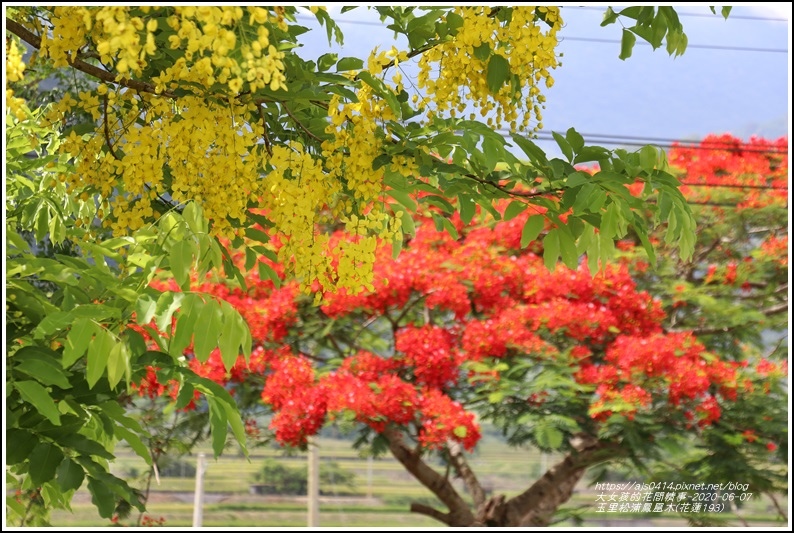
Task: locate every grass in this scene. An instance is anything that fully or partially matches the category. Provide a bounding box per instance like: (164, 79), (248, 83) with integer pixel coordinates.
(43, 436), (787, 528)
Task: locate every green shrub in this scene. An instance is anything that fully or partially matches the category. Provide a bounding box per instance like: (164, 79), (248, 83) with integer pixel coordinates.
(251, 459), (357, 495)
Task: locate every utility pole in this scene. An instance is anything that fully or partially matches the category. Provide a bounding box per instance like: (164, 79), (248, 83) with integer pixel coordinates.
(307, 439), (319, 527)
(192, 453), (206, 527)
(367, 456), (373, 499)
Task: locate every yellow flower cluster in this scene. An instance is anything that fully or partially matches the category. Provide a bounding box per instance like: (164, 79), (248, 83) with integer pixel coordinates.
(156, 7), (286, 94)
(53, 88), (265, 239)
(320, 77), (410, 294)
(260, 143), (338, 296)
(5, 39), (28, 120)
(38, 6), (286, 95)
(417, 6), (562, 132)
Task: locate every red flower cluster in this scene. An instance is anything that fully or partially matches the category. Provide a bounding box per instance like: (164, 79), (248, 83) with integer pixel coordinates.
(129, 134), (786, 455)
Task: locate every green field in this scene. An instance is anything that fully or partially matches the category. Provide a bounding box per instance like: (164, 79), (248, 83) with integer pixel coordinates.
(42, 435), (787, 527)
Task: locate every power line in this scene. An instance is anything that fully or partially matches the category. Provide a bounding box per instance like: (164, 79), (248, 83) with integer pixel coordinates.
(567, 6), (791, 23)
(294, 14), (788, 54)
(558, 36), (787, 54)
(499, 130), (789, 155)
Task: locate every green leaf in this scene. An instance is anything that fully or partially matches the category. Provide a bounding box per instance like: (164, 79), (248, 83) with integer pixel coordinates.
(575, 150), (610, 169)
(63, 318), (99, 368)
(207, 398), (228, 458)
(510, 134), (549, 165)
(391, 231), (404, 259)
(88, 477), (116, 518)
(258, 261), (281, 289)
(534, 423), (564, 450)
(504, 200), (527, 221)
(244, 227), (270, 245)
(15, 380), (61, 425)
(34, 310), (77, 340)
(397, 208), (415, 236)
(543, 228), (561, 271)
(520, 215), (545, 248)
(433, 214), (459, 240)
(193, 301), (222, 362)
(170, 239), (195, 290)
(219, 398), (249, 457)
(458, 194), (475, 224)
(317, 52), (338, 72)
(565, 171), (590, 189)
(48, 212), (66, 244)
(639, 145), (658, 170)
(473, 42), (491, 61)
(337, 56), (364, 71)
(174, 381), (196, 410)
(106, 342), (129, 389)
(56, 457), (85, 492)
(170, 295), (201, 358)
(565, 127), (584, 153)
(154, 291), (184, 332)
(113, 425), (152, 466)
(134, 293), (157, 325)
(5, 429), (37, 464)
(481, 135), (505, 172)
(182, 201), (206, 235)
(217, 308), (245, 370)
(453, 426), (468, 439)
(12, 347), (71, 388)
(487, 391), (504, 403)
(57, 433), (115, 460)
(721, 6), (731, 19)
(486, 53), (510, 94)
(387, 189), (417, 212)
(557, 226), (579, 270)
(357, 71), (402, 119)
(620, 29), (637, 60)
(601, 7), (619, 26)
(28, 442), (65, 485)
(86, 329), (114, 389)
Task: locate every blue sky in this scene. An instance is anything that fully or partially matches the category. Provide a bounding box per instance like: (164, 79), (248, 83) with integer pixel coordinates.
(293, 4), (791, 156)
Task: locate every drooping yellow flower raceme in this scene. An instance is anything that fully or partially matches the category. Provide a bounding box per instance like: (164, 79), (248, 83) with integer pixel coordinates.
(13, 6), (563, 297)
(417, 6), (562, 132)
(5, 39), (28, 120)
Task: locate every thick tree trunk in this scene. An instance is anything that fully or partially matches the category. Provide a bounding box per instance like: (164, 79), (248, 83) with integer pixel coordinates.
(387, 428), (622, 527)
(382, 427), (475, 526)
(473, 433), (624, 526)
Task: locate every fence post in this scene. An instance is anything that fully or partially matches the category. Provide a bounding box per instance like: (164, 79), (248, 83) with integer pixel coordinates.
(307, 439), (320, 527)
(193, 453), (206, 527)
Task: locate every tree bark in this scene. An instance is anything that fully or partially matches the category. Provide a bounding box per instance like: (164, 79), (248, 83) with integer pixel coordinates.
(383, 426), (475, 526)
(387, 427), (623, 527)
(470, 434), (623, 527)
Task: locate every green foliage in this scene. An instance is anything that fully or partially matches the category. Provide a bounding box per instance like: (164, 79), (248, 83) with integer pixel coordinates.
(252, 459), (357, 495)
(5, 109), (252, 525)
(4, 5), (729, 523)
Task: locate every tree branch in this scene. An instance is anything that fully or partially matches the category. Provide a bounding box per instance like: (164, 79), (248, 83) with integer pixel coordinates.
(257, 105), (273, 157)
(382, 426), (475, 526)
(6, 17), (177, 99)
(409, 502), (452, 525)
(464, 171), (560, 199)
(282, 103), (324, 143)
(668, 325), (740, 336)
(102, 93), (121, 161)
(505, 434), (623, 526)
(766, 491), (788, 521)
(446, 439), (486, 509)
(760, 302), (788, 316)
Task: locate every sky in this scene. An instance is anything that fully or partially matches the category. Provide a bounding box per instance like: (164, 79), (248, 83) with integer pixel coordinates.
(292, 4), (791, 157)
